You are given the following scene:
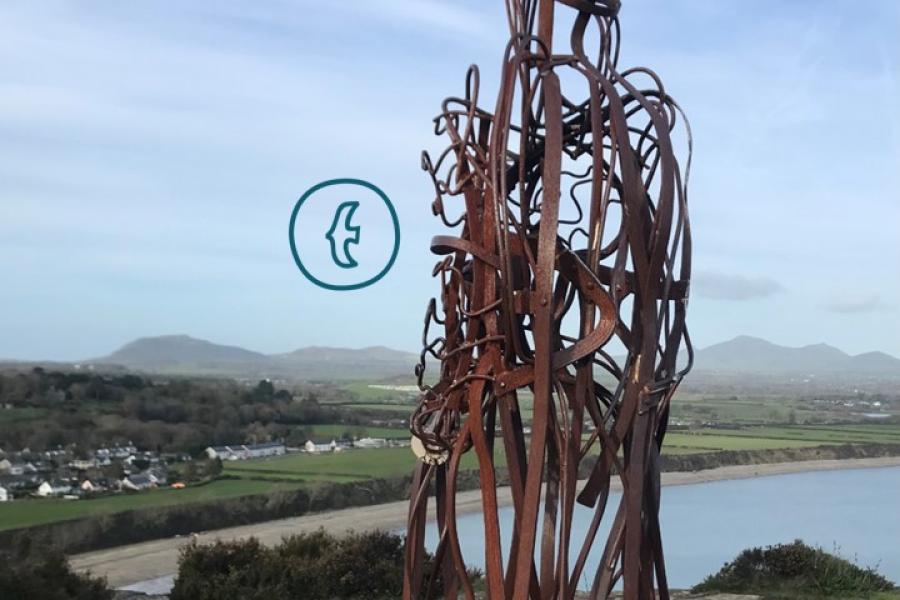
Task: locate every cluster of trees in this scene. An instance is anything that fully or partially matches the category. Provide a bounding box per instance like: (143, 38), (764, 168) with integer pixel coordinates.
(0, 368), (378, 454)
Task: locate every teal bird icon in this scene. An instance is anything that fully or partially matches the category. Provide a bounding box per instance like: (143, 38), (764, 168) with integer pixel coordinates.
(325, 201), (361, 269)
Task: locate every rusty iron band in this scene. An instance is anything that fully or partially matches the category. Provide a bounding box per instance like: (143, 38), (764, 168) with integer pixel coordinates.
(405, 2), (692, 598)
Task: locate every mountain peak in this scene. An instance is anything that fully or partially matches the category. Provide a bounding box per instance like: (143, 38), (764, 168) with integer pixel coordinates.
(97, 335), (268, 368)
(696, 335), (897, 375)
(90, 336), (418, 380)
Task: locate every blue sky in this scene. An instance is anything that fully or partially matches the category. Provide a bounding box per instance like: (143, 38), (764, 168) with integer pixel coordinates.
(0, 0), (898, 360)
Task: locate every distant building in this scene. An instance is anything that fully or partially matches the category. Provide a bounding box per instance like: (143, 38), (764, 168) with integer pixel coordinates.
(36, 481), (72, 497)
(304, 440), (337, 453)
(245, 442), (286, 459)
(8, 463), (30, 476)
(0, 459), (11, 473)
(0, 486), (8, 502)
(205, 446), (227, 460)
(69, 459), (97, 471)
(99, 444), (138, 460)
(146, 468), (168, 486)
(353, 437), (387, 449)
(80, 480), (97, 493)
(205, 442), (286, 461)
(2, 473), (41, 491)
(121, 473), (155, 491)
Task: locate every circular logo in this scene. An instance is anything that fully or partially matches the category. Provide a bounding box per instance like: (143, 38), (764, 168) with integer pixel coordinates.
(289, 178), (400, 291)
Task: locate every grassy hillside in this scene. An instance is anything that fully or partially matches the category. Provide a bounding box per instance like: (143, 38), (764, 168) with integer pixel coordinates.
(0, 479), (302, 531)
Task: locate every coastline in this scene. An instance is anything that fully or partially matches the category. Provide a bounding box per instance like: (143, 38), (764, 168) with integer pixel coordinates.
(72, 455), (900, 589)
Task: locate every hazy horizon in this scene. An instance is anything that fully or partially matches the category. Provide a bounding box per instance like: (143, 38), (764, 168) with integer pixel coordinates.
(3, 331), (899, 364)
(1, 0), (898, 361)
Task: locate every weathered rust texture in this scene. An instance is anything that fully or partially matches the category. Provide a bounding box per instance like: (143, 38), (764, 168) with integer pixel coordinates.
(405, 1), (692, 598)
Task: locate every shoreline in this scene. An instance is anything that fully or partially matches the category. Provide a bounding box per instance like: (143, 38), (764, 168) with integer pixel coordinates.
(71, 455), (900, 589)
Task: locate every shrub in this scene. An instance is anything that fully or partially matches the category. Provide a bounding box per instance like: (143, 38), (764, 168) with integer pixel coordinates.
(0, 551), (112, 600)
(171, 530), (417, 600)
(693, 539), (895, 598)
(170, 529), (479, 600)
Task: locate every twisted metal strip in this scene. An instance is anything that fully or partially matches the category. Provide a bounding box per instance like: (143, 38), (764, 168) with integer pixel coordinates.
(406, 1), (692, 598)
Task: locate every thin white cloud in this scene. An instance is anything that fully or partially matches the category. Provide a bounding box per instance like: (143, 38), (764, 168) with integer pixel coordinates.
(824, 295), (891, 314)
(693, 271), (784, 301)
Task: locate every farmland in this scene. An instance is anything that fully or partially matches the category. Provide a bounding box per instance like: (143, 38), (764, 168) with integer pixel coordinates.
(1, 376), (897, 535)
(223, 447), (423, 482)
(4, 422), (899, 533)
(0, 478), (301, 531)
(301, 423), (409, 440)
(336, 382), (900, 427)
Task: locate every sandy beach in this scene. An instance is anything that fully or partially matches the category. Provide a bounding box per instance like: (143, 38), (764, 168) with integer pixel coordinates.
(70, 456), (900, 589)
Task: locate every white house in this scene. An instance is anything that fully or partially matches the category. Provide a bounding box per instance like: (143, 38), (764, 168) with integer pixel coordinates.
(80, 480), (96, 493)
(304, 440), (337, 454)
(205, 445), (239, 460)
(245, 442), (286, 459)
(36, 481), (72, 497)
(354, 437), (388, 449)
(0, 486), (9, 502)
(121, 473), (155, 491)
(113, 444), (138, 459)
(146, 468), (168, 486)
(205, 442), (286, 461)
(69, 459), (97, 471)
(8, 463), (27, 476)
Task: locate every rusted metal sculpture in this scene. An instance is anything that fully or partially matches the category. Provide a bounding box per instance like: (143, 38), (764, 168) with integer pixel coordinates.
(405, 1), (692, 598)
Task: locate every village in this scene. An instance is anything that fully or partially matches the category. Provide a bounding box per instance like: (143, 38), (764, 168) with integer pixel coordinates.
(0, 435), (403, 503)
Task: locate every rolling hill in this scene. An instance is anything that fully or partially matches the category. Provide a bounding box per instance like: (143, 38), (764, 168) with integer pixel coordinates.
(90, 335), (419, 380)
(692, 335), (900, 376)
(99, 334), (269, 368)
(12, 334), (894, 382)
(270, 345), (417, 380)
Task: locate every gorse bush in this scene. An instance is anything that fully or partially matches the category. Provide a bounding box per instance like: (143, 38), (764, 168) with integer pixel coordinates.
(170, 529), (457, 600)
(0, 551), (112, 600)
(693, 539), (895, 598)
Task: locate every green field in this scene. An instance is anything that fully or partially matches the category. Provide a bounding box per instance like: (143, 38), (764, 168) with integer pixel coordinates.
(342, 387), (899, 428)
(223, 446), (491, 482)
(0, 478), (302, 532)
(662, 432), (822, 451)
(319, 401), (412, 415)
(0, 407), (48, 423)
(304, 424), (409, 440)
(689, 425), (900, 445)
(336, 382), (418, 404)
(664, 425), (900, 451)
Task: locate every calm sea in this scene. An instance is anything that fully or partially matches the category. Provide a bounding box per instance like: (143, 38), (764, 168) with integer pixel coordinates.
(417, 466), (900, 589)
